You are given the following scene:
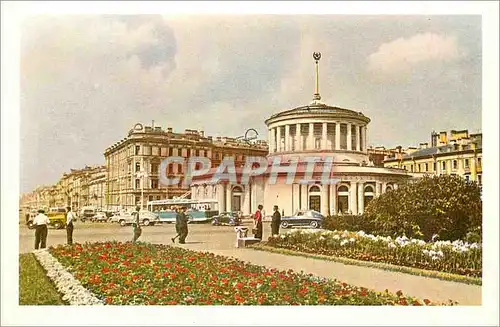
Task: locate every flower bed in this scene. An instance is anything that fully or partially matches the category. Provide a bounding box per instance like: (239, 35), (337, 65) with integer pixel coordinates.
(48, 241), (449, 305)
(265, 230), (481, 278)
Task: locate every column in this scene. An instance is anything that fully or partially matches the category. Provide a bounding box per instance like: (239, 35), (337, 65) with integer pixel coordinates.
(375, 182), (382, 197)
(335, 123), (341, 150)
(356, 125), (361, 151)
(308, 123), (314, 150)
(301, 184), (308, 210)
(362, 126), (367, 151)
(349, 181), (358, 215)
(330, 184), (337, 216)
(382, 182), (388, 194)
(268, 129), (273, 153)
(276, 126), (281, 152)
(243, 185), (251, 216)
(285, 124), (290, 152)
(321, 185), (329, 216)
(357, 182), (364, 215)
(225, 184), (232, 212)
(217, 184), (225, 212)
(322, 122), (328, 150)
(347, 123), (352, 150)
(296, 123), (301, 151)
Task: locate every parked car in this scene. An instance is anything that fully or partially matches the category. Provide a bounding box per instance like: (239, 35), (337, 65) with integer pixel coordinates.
(280, 210), (324, 229)
(27, 207), (66, 229)
(91, 212), (108, 222)
(110, 210), (160, 227)
(212, 212), (242, 226)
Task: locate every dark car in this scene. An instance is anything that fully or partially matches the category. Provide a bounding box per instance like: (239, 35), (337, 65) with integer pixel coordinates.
(280, 210), (324, 229)
(211, 212), (242, 226)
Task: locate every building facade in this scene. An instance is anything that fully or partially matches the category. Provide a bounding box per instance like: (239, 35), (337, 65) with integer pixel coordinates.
(103, 124), (268, 211)
(190, 54), (416, 217)
(384, 130), (482, 185)
(20, 165), (107, 213)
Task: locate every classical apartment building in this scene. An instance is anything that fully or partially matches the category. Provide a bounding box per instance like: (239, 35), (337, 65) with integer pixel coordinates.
(384, 130), (482, 184)
(21, 165), (107, 213)
(103, 123), (268, 211)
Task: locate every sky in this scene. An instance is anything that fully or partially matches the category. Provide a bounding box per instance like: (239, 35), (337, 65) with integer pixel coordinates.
(20, 15), (482, 193)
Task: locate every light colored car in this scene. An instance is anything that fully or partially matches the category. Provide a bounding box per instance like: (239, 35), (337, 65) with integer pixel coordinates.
(110, 210), (160, 227)
(91, 212), (108, 222)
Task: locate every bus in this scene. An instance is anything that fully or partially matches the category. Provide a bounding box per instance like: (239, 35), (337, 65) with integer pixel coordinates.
(146, 199), (219, 223)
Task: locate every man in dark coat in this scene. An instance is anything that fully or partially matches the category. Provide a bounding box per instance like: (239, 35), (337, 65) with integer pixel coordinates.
(171, 207), (181, 243)
(132, 206), (142, 243)
(178, 206), (189, 244)
(271, 205), (282, 236)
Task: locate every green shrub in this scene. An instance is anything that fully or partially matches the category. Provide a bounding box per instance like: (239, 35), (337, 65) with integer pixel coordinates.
(323, 215), (375, 233)
(362, 175), (482, 241)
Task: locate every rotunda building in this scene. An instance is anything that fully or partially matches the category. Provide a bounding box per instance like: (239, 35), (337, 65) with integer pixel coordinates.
(190, 53), (415, 217)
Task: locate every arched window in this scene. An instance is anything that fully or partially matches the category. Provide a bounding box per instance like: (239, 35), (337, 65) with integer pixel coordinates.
(309, 185), (321, 212)
(337, 185), (349, 193)
(135, 162), (140, 172)
(364, 184), (375, 207)
(337, 185), (349, 214)
(232, 186), (243, 193)
(309, 185), (320, 193)
(385, 184), (393, 192)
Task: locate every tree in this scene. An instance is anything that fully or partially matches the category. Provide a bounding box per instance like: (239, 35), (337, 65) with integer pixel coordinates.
(363, 175), (482, 241)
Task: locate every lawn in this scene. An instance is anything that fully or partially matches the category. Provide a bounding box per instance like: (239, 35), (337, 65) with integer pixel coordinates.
(48, 241), (450, 305)
(19, 253), (65, 305)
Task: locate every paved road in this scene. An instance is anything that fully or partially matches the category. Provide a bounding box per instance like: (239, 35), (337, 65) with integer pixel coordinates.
(19, 221), (481, 305)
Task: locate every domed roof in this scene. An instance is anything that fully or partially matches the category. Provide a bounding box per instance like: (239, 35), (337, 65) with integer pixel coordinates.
(265, 102), (371, 125)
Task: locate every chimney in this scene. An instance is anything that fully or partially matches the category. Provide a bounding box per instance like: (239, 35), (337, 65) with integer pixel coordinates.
(439, 131), (448, 145)
(167, 127), (173, 133)
(431, 131), (439, 147)
(199, 130), (205, 137)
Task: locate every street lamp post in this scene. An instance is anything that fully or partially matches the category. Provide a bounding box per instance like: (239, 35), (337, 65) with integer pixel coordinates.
(136, 169), (147, 210)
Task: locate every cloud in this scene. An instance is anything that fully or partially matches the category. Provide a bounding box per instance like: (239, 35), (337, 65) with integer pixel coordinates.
(367, 33), (464, 77)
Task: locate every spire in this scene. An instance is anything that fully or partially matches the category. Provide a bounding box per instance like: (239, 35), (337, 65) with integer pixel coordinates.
(311, 52), (322, 104)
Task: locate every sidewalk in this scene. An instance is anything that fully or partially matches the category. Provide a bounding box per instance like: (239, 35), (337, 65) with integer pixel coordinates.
(166, 242), (481, 305)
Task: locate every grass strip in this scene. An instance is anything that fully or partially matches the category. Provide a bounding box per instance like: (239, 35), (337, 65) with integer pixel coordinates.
(19, 253), (65, 305)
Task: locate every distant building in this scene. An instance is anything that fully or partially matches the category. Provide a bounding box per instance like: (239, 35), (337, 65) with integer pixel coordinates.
(384, 130), (482, 185)
(103, 123), (268, 211)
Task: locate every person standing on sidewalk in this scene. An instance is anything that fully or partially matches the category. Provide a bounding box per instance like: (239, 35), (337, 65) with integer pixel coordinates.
(271, 205), (282, 236)
(33, 209), (50, 250)
(65, 206), (75, 245)
(178, 206), (189, 244)
(253, 204), (263, 239)
(132, 206), (142, 243)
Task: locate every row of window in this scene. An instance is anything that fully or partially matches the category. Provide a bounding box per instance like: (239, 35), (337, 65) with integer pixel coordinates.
(403, 157), (482, 173)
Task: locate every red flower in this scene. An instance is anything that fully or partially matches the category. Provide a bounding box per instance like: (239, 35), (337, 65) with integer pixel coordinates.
(185, 286), (191, 292)
(423, 299), (431, 305)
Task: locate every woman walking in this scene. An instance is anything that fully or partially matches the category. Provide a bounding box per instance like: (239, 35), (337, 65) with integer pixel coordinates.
(253, 204), (263, 239)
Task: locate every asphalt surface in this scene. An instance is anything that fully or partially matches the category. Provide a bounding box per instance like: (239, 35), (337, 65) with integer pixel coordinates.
(18, 220), (481, 305)
(19, 220), (259, 253)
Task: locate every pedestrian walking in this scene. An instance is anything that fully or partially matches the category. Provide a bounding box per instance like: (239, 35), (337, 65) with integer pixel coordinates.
(171, 207), (181, 243)
(178, 206), (189, 244)
(66, 206), (74, 245)
(33, 209), (50, 250)
(253, 204), (263, 239)
(272, 205), (282, 236)
(132, 206), (142, 243)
